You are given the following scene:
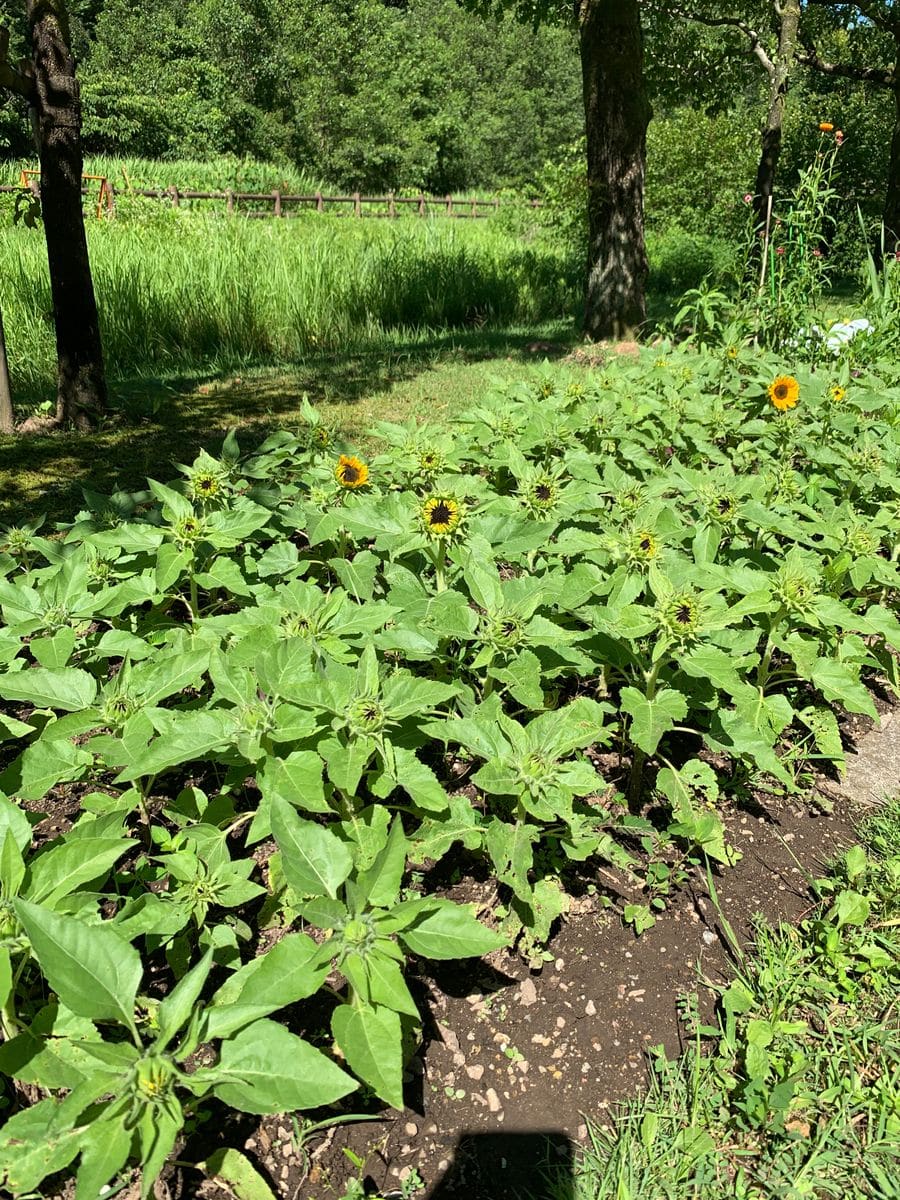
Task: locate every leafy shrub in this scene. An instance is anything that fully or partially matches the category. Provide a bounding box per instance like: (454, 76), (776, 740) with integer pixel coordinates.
(646, 227), (736, 294)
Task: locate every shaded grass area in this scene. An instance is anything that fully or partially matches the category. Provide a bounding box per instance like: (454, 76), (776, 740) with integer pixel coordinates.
(556, 800), (900, 1200)
(0, 326), (578, 527)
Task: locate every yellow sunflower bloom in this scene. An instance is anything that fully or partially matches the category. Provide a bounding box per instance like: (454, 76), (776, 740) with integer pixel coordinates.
(335, 455), (369, 488)
(828, 384), (847, 405)
(818, 122), (834, 132)
(768, 375), (800, 412)
(421, 494), (461, 537)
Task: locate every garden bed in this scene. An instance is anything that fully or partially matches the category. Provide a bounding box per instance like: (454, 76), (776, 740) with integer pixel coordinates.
(1, 346), (899, 1200)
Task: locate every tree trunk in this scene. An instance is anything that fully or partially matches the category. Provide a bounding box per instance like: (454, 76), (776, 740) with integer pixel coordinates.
(26, 0), (106, 429)
(881, 57), (900, 260)
(0, 305), (14, 435)
(752, 0), (801, 233)
(578, 0), (651, 341)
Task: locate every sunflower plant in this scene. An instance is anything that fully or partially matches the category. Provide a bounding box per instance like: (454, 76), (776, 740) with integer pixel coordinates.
(1, 346), (900, 1195)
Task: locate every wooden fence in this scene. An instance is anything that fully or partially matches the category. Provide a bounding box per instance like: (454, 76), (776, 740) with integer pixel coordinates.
(0, 179), (542, 220)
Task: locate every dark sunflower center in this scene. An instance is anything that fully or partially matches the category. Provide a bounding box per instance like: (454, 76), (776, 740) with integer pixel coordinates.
(200, 479), (215, 491)
(718, 497), (732, 514)
(640, 537), (652, 552)
(535, 485), (552, 501)
(775, 384), (789, 400)
(501, 619), (518, 637)
(430, 502), (452, 525)
(342, 464), (360, 483)
(676, 604), (693, 624)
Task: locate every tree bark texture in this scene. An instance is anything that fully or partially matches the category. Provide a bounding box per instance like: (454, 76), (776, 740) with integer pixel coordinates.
(752, 0), (801, 233)
(26, 0), (107, 428)
(0, 305), (14, 435)
(578, 0), (651, 341)
(882, 38), (900, 258)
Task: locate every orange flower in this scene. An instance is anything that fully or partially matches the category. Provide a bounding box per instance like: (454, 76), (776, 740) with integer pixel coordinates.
(818, 121), (834, 132)
(768, 376), (800, 412)
(335, 455), (369, 488)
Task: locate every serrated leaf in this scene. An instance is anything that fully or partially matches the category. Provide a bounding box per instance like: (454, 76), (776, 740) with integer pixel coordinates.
(0, 666), (96, 712)
(74, 1115), (131, 1200)
(331, 1003), (403, 1108)
(14, 901), (141, 1029)
(365, 951), (419, 1017)
(26, 836), (137, 906)
(811, 658), (877, 718)
(485, 818), (537, 904)
(269, 794), (352, 898)
(620, 687), (688, 755)
(157, 948), (215, 1046)
(400, 900), (505, 960)
(215, 1019), (357, 1113)
(410, 794), (484, 864)
(206, 933), (328, 1038)
(258, 750), (330, 815)
(1, 736), (93, 801)
(357, 816), (407, 909)
(0, 1099), (83, 1193)
(391, 746), (449, 813)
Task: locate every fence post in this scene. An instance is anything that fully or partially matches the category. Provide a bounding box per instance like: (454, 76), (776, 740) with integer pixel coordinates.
(169, 185), (180, 209)
(226, 189), (234, 214)
(388, 191), (396, 218)
(273, 189), (282, 218)
(104, 180), (116, 218)
(353, 191), (361, 217)
(316, 190), (323, 213)
(446, 194), (453, 216)
(418, 194), (425, 217)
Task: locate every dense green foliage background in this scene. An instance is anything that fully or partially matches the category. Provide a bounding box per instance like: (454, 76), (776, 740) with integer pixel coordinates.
(0, 0), (583, 193)
(0, 0), (894, 290)
(0, 1), (890, 215)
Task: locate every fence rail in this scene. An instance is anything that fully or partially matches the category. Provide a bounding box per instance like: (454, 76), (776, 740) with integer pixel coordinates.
(0, 179), (542, 220)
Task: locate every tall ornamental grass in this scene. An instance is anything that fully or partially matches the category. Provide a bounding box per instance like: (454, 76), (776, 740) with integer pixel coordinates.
(0, 212), (576, 399)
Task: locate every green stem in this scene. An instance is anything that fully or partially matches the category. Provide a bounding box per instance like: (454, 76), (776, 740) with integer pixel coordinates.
(627, 659), (663, 813)
(434, 540), (447, 593)
(756, 605), (787, 692)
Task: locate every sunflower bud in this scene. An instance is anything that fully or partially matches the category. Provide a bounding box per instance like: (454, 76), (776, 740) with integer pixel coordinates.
(774, 566), (817, 614)
(625, 528), (660, 567)
(484, 612), (524, 651)
(418, 448), (444, 477)
(172, 514), (205, 549)
(188, 469), (224, 503)
(658, 592), (703, 642)
(348, 697), (386, 737)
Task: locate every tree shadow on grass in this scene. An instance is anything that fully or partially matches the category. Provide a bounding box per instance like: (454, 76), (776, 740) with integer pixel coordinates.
(0, 326), (577, 527)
